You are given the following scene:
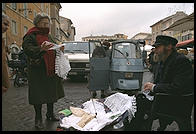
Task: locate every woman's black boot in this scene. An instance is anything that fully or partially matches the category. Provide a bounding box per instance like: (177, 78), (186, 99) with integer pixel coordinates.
(46, 103), (59, 121)
(34, 104), (44, 129)
(35, 119), (44, 129)
(46, 113), (59, 121)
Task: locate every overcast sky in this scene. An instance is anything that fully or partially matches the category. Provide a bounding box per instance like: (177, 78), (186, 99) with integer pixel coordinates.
(59, 3), (194, 41)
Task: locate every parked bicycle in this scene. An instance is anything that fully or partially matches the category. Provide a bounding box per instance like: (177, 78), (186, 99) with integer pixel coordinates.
(8, 50), (28, 87)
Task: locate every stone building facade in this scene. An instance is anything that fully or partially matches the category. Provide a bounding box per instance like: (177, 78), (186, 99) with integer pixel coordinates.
(131, 32), (152, 45)
(150, 11), (188, 43)
(82, 33), (128, 42)
(2, 3), (50, 48)
(59, 16), (75, 42)
(50, 3), (62, 44)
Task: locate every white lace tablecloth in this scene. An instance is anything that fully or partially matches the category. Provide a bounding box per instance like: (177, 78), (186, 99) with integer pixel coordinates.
(60, 93), (137, 131)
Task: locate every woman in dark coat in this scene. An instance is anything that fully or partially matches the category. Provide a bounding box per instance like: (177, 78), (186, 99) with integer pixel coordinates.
(22, 13), (65, 129)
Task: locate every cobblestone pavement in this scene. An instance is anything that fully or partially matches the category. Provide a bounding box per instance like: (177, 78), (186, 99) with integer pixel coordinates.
(2, 79), (91, 131)
(2, 71), (194, 131)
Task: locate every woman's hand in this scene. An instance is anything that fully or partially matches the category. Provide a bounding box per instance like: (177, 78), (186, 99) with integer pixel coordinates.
(40, 41), (54, 51)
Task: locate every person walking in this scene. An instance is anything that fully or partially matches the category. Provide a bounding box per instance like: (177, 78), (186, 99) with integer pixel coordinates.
(2, 13), (11, 94)
(144, 35), (194, 131)
(22, 13), (65, 129)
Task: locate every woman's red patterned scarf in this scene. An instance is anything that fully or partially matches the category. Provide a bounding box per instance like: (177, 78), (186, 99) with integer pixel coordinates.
(26, 27), (55, 76)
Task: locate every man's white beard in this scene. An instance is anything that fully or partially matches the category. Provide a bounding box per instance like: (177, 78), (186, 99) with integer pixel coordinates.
(158, 47), (169, 62)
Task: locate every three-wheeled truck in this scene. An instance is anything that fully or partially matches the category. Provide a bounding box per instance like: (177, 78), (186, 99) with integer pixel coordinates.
(88, 39), (146, 96)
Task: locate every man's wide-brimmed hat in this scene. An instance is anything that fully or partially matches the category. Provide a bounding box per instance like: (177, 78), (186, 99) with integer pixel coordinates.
(153, 35), (178, 47)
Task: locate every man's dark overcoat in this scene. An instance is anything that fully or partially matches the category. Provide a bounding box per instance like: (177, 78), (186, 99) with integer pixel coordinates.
(153, 50), (194, 95)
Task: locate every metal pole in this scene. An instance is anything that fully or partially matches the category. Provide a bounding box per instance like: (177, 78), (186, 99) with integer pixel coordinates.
(91, 98), (99, 123)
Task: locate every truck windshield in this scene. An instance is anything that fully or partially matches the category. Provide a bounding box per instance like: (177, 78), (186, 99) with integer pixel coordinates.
(113, 43), (141, 58)
(64, 42), (91, 54)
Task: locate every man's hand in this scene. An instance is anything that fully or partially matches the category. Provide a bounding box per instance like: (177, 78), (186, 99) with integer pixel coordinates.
(40, 41), (54, 51)
(2, 86), (8, 93)
(144, 82), (154, 91)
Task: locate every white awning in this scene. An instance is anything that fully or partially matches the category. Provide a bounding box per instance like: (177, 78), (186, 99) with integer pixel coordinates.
(163, 12), (194, 31)
(140, 44), (153, 51)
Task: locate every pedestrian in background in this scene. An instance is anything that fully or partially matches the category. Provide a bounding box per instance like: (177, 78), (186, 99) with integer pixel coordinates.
(148, 48), (156, 71)
(148, 47), (160, 82)
(102, 41), (112, 97)
(142, 49), (148, 68)
(90, 41), (112, 98)
(144, 35), (194, 131)
(91, 45), (106, 98)
(102, 41), (112, 57)
(148, 48), (155, 72)
(2, 13), (11, 94)
(22, 13), (65, 129)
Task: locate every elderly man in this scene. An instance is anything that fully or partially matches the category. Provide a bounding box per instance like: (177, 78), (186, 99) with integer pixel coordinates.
(143, 35), (194, 131)
(2, 13), (10, 94)
(22, 13), (65, 129)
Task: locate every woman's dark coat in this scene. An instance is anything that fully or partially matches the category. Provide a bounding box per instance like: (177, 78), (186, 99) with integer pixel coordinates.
(22, 32), (64, 105)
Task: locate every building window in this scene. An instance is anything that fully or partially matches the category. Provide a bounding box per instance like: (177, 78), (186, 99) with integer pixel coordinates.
(24, 26), (28, 35)
(169, 32), (172, 35)
(182, 36), (185, 41)
(169, 20), (172, 25)
(11, 3), (17, 10)
(34, 10), (37, 18)
(162, 23), (166, 29)
(177, 36), (181, 42)
(2, 3), (6, 11)
(182, 34), (192, 41)
(188, 34), (192, 40)
(57, 10), (59, 21)
(56, 28), (57, 38)
(41, 3), (44, 11)
(56, 28), (60, 38)
(46, 6), (49, 15)
(185, 35), (188, 40)
(11, 20), (17, 35)
(23, 3), (28, 18)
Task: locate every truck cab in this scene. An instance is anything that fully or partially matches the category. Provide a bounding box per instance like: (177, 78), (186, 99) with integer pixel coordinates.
(63, 41), (96, 80)
(88, 39), (146, 96)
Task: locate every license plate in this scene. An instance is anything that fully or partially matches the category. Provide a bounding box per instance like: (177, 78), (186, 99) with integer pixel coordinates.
(69, 72), (77, 75)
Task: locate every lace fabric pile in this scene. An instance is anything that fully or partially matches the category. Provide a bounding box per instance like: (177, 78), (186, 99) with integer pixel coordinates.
(59, 93), (137, 131)
(103, 92), (137, 122)
(55, 49), (71, 79)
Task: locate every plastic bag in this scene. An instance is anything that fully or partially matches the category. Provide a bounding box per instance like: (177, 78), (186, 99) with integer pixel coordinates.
(55, 49), (71, 79)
